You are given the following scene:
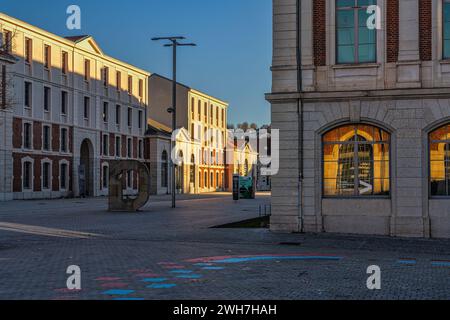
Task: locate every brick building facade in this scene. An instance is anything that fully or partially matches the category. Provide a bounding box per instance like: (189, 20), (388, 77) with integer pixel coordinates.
(267, 0), (450, 238)
(0, 13), (149, 200)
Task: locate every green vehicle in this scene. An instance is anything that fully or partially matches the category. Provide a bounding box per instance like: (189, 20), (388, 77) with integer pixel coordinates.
(239, 176), (255, 199)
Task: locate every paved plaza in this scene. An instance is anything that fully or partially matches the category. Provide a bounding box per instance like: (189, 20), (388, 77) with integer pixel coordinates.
(0, 192), (449, 300)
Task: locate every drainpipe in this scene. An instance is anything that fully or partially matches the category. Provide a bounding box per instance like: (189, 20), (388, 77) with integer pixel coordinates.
(296, 0), (304, 233)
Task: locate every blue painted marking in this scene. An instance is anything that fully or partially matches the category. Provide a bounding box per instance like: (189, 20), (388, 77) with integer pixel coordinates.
(113, 298), (145, 301)
(431, 261), (450, 268)
(176, 274), (203, 279)
(211, 256), (343, 264)
(194, 263), (213, 267)
(202, 267), (225, 270)
(397, 260), (416, 265)
(147, 284), (177, 289)
(102, 290), (134, 295)
(169, 270), (193, 274)
(141, 278), (168, 283)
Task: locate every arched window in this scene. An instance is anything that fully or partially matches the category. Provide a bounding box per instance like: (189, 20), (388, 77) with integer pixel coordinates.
(323, 124), (390, 197)
(161, 151), (168, 188)
(430, 124), (450, 196)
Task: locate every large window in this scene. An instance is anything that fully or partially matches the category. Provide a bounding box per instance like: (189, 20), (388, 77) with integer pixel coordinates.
(323, 124), (390, 197)
(336, 0), (377, 64)
(444, 0), (450, 59)
(430, 124), (450, 196)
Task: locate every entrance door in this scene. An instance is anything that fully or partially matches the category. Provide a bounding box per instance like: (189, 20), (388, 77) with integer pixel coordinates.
(80, 139), (94, 197)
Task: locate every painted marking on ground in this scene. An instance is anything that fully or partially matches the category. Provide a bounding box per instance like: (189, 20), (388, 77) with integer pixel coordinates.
(431, 260), (450, 268)
(147, 284), (177, 289)
(95, 277), (122, 281)
(141, 278), (168, 283)
(202, 267), (225, 270)
(169, 270), (193, 274)
(100, 282), (130, 288)
(176, 274), (203, 279)
(397, 259), (417, 265)
(186, 253), (344, 264)
(102, 289), (135, 295)
(113, 298), (145, 301)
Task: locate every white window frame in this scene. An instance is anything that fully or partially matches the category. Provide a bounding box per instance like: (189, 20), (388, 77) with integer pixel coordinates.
(41, 158), (52, 191)
(59, 159), (69, 191)
(23, 121), (33, 150)
(21, 156), (34, 191)
(60, 127), (69, 153)
(42, 124), (52, 152)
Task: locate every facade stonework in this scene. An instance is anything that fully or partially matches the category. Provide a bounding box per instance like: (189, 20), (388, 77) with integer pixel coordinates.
(268, 0), (450, 238)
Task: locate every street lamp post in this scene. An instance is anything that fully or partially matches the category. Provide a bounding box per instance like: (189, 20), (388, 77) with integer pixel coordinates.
(152, 36), (196, 208)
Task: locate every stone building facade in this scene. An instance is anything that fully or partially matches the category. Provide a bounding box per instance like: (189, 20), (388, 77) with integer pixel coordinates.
(0, 13), (149, 200)
(267, 0), (450, 238)
(148, 74), (229, 194)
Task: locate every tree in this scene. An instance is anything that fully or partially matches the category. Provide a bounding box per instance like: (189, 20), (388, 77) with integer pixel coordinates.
(0, 29), (17, 110)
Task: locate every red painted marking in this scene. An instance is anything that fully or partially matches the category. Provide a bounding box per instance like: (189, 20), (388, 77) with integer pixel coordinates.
(95, 277), (122, 281)
(162, 265), (185, 269)
(100, 282), (130, 289)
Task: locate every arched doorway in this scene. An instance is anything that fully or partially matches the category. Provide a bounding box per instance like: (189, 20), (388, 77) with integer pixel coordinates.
(80, 139), (94, 197)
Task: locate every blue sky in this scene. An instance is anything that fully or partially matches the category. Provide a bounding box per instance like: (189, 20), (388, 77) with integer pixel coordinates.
(2, 0), (272, 126)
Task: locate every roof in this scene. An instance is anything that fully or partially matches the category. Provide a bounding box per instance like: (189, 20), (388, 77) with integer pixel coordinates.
(150, 73), (228, 106)
(64, 35), (90, 42)
(146, 118), (172, 137)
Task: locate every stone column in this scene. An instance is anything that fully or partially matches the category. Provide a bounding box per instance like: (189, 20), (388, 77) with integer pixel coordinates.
(397, 0), (421, 86)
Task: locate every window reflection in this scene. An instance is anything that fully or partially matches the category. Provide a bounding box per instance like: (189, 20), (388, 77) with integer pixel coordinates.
(430, 124), (450, 196)
(323, 124), (390, 197)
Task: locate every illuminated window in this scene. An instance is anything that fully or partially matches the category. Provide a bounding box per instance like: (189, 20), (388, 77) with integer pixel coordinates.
(323, 124), (390, 197)
(336, 0), (377, 64)
(430, 124), (450, 196)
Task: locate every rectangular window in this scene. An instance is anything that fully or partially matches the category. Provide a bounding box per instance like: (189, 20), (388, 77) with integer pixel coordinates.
(115, 136), (121, 157)
(60, 163), (67, 189)
(336, 0), (377, 64)
(61, 128), (68, 153)
(43, 125), (51, 151)
(102, 66), (109, 87)
(61, 51), (68, 74)
(84, 59), (90, 81)
(138, 110), (143, 129)
(198, 101), (202, 121)
(103, 134), (108, 155)
(23, 161), (32, 190)
(24, 81), (32, 109)
(127, 138), (132, 158)
(444, 0), (450, 59)
(138, 140), (143, 158)
(61, 91), (68, 115)
(42, 162), (50, 190)
(116, 105), (121, 125)
(103, 102), (109, 123)
(127, 108), (132, 127)
(23, 122), (32, 149)
(84, 97), (90, 119)
(210, 105), (214, 123)
(44, 87), (51, 112)
(138, 79), (143, 98)
(128, 75), (133, 95)
(44, 45), (51, 69)
(102, 165), (109, 189)
(116, 71), (121, 91)
(4, 30), (12, 53)
(25, 38), (32, 64)
(127, 170), (132, 188)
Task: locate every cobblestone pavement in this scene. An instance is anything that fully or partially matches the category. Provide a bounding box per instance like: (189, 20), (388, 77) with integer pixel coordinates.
(0, 192), (449, 300)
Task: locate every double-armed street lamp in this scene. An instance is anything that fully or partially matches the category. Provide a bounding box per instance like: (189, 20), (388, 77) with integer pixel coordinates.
(151, 36), (196, 209)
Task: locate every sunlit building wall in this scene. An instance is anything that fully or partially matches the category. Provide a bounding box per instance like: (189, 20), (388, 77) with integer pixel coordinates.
(268, 0), (450, 238)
